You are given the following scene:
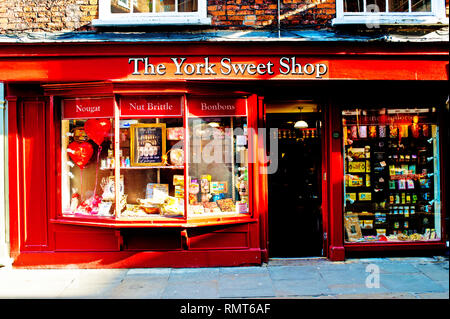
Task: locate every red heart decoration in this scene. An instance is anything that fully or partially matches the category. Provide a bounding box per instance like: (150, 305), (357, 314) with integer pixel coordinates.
(84, 119), (111, 146)
(68, 141), (94, 169)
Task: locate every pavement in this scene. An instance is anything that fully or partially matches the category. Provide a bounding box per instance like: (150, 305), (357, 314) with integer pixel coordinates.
(0, 256), (448, 299)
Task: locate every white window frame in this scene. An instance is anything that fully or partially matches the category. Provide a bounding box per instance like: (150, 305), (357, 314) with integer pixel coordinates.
(92, 0), (211, 26)
(332, 0), (448, 25)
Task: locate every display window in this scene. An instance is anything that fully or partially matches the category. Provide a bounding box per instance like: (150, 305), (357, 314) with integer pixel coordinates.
(186, 97), (250, 218)
(342, 107), (441, 243)
(117, 95), (185, 220)
(61, 97), (115, 217)
(60, 95), (250, 224)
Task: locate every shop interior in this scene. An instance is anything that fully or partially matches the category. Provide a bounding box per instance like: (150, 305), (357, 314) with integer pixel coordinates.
(265, 100), (323, 257)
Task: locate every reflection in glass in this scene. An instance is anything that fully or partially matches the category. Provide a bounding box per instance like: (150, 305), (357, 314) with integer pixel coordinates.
(133, 0), (151, 13)
(155, 0), (175, 12)
(179, 0), (198, 12)
(366, 0), (387, 12)
(344, 0), (364, 12)
(389, 0), (409, 12)
(112, 0), (198, 13)
(111, 0), (132, 13)
(411, 0), (431, 11)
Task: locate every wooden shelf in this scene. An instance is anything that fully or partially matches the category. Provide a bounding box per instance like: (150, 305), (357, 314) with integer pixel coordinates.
(101, 165), (184, 170)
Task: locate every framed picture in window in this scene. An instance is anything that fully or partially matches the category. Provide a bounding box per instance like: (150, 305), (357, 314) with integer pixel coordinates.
(130, 123), (166, 166)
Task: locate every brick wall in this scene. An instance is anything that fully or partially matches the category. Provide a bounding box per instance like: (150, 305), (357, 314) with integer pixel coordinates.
(208, 0), (336, 28)
(0, 0), (97, 33)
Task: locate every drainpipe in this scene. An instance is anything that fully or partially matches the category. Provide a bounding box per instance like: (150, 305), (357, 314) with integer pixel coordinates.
(0, 82), (12, 268)
(277, 0), (281, 38)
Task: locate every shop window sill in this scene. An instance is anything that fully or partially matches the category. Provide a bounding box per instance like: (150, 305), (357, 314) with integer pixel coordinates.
(344, 240), (446, 251)
(50, 214), (255, 229)
(91, 16), (212, 27)
(332, 15), (449, 27)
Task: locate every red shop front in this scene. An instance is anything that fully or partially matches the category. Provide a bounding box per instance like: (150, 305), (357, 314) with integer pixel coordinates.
(1, 41), (448, 268)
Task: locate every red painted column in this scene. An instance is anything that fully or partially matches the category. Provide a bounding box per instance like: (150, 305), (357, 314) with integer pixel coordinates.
(256, 96), (269, 262)
(6, 95), (20, 259)
(326, 101), (345, 261)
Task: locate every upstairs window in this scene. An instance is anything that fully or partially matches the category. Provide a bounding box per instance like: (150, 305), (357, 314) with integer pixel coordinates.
(344, 0), (432, 13)
(93, 0), (210, 26)
(333, 0), (448, 25)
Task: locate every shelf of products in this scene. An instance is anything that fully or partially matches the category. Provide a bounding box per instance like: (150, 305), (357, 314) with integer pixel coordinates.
(342, 108), (441, 243)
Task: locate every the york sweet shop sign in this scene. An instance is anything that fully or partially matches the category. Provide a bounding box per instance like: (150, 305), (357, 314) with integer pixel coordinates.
(128, 56), (329, 79)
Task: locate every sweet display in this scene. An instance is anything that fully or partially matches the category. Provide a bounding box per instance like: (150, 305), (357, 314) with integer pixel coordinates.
(343, 109), (441, 242)
(61, 101), (250, 221)
(117, 118), (185, 218)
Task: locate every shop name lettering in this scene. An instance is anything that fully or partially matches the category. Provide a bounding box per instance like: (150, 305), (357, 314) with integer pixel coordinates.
(129, 57), (328, 78)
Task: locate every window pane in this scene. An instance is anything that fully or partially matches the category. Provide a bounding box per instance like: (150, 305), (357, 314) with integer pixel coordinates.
(134, 0), (151, 13)
(342, 108), (441, 243)
(119, 118), (185, 219)
(112, 0), (131, 13)
(344, 0), (364, 12)
(411, 0), (432, 12)
(155, 0), (176, 12)
(187, 117), (249, 217)
(389, 0), (409, 12)
(178, 0), (198, 12)
(367, 0), (387, 12)
(62, 118), (115, 217)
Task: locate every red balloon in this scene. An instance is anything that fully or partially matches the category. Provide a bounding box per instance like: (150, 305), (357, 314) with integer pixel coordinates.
(84, 119), (111, 146)
(68, 141), (94, 169)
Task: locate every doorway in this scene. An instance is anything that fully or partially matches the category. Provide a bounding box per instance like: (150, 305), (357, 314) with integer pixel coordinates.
(266, 101), (323, 257)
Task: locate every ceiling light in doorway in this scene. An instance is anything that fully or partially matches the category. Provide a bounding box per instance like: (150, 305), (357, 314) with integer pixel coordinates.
(294, 120), (308, 129)
(294, 106), (308, 128)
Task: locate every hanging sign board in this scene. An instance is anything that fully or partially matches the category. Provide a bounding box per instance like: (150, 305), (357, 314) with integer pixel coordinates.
(120, 95), (182, 118)
(62, 97), (114, 119)
(188, 97), (247, 117)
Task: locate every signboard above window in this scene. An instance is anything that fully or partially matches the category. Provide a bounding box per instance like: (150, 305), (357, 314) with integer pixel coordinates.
(332, 0), (448, 26)
(93, 0), (211, 26)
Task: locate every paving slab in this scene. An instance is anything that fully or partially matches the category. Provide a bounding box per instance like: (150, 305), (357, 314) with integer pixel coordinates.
(326, 282), (390, 295)
(0, 269), (78, 299)
(160, 268), (221, 299)
(334, 292), (416, 299)
(168, 268), (220, 282)
(126, 268), (171, 277)
(378, 262), (421, 274)
(218, 269), (275, 298)
(272, 278), (330, 297)
(268, 266), (322, 281)
(318, 268), (368, 285)
(162, 280), (219, 299)
(107, 277), (169, 299)
(413, 263), (449, 281)
(58, 282), (124, 299)
(380, 273), (447, 293)
(415, 292), (450, 299)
